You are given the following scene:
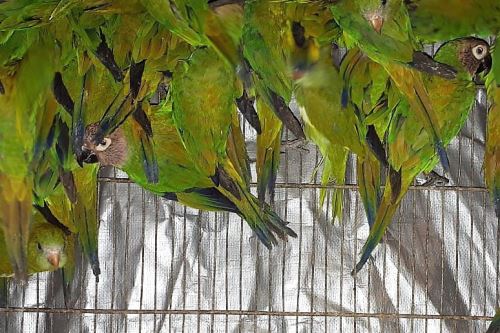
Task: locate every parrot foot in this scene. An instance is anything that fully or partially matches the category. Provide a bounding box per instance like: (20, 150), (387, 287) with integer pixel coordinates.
(422, 171), (449, 187)
(281, 138), (309, 153)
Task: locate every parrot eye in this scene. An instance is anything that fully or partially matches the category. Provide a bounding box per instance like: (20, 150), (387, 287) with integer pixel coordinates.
(472, 45), (488, 60)
(37, 243), (42, 251)
(95, 138), (112, 152)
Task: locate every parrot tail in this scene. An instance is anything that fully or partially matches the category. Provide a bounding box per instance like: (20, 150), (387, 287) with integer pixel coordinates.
(486, 308), (500, 333)
(0, 191), (31, 280)
(356, 155), (382, 229)
(256, 140), (280, 204)
(61, 234), (76, 308)
(237, 189), (297, 249)
(164, 187), (240, 214)
(218, 162), (296, 248)
(352, 171), (407, 275)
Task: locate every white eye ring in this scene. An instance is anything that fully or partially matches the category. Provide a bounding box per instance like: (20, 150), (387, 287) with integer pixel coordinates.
(95, 138), (112, 152)
(472, 45), (488, 60)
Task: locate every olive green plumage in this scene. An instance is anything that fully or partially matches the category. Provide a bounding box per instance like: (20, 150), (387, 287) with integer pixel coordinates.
(0, 211), (68, 277)
(485, 36), (500, 220)
(406, 0), (500, 42)
(353, 37), (491, 274)
(0, 28), (61, 279)
(329, 0), (454, 175)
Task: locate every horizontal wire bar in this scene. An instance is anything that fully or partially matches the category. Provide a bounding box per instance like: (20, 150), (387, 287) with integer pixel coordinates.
(97, 176), (488, 192)
(0, 307), (493, 321)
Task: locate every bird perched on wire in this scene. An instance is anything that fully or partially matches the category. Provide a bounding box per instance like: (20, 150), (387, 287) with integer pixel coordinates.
(79, 47), (296, 249)
(353, 37), (492, 274)
(326, 0), (459, 177)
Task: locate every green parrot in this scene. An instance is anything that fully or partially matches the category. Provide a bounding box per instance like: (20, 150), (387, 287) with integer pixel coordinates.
(339, 46), (398, 228)
(405, 0), (500, 42)
(328, 0), (459, 176)
(485, 36), (500, 221)
(0, 210), (69, 277)
(294, 45), (360, 222)
(79, 48), (296, 248)
(242, 0), (310, 203)
(487, 308), (500, 333)
(353, 37), (492, 274)
(0, 28), (60, 278)
(139, 0), (261, 132)
(171, 47), (296, 247)
(50, 58), (107, 278)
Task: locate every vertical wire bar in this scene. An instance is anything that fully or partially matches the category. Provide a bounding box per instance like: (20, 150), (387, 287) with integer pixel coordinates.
(225, 211), (229, 333)
(153, 195), (159, 331)
(310, 144), (320, 332)
(35, 273), (40, 331)
(210, 212), (218, 333)
(482, 193), (487, 317)
(454, 191), (460, 333)
(123, 181), (131, 333)
(94, 170), (103, 332)
(238, 214), (243, 333)
(496, 205), (500, 307)
(396, 202), (402, 333)
(110, 169), (118, 329)
(182, 206), (187, 332)
(138, 189), (147, 333)
(324, 190), (331, 332)
(455, 105), (465, 333)
(282, 128), (290, 317)
(410, 189), (417, 332)
(440, 189), (445, 333)
(469, 102), (477, 320)
(20, 264), (26, 333)
(168, 201), (176, 333)
(424, 190), (431, 333)
(197, 211), (202, 333)
(352, 188), (359, 332)
(295, 149), (304, 333)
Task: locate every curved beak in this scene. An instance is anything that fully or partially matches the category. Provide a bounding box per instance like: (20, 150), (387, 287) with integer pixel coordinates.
(473, 54), (493, 84)
(76, 147), (98, 166)
(369, 15), (384, 34)
(46, 251), (60, 268)
(480, 54), (493, 75)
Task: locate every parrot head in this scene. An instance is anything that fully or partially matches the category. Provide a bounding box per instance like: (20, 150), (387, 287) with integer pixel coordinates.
(289, 21), (321, 80)
(80, 123), (128, 167)
(360, 0), (392, 34)
(435, 37), (492, 81)
(28, 223), (68, 273)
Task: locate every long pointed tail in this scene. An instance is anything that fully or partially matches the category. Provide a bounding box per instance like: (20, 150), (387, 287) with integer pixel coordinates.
(0, 177), (32, 280)
(352, 170), (407, 275)
(357, 154), (382, 228)
(389, 66), (450, 175)
(487, 308), (500, 333)
(218, 162), (296, 249)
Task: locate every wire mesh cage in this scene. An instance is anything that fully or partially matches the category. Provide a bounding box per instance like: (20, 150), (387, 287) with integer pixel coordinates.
(0, 65), (498, 332)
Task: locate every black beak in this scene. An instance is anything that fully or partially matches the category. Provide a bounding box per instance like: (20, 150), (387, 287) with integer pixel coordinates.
(77, 148), (98, 166)
(473, 54), (492, 84)
(480, 54), (493, 75)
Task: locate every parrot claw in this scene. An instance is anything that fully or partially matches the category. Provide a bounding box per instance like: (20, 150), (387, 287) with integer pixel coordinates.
(281, 138), (309, 153)
(421, 171), (449, 187)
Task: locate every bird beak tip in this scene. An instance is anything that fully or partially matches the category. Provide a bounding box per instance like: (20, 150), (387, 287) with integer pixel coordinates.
(47, 252), (60, 268)
(370, 17), (384, 34)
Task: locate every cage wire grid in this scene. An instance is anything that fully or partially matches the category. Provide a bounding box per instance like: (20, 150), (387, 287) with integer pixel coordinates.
(0, 47), (499, 332)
